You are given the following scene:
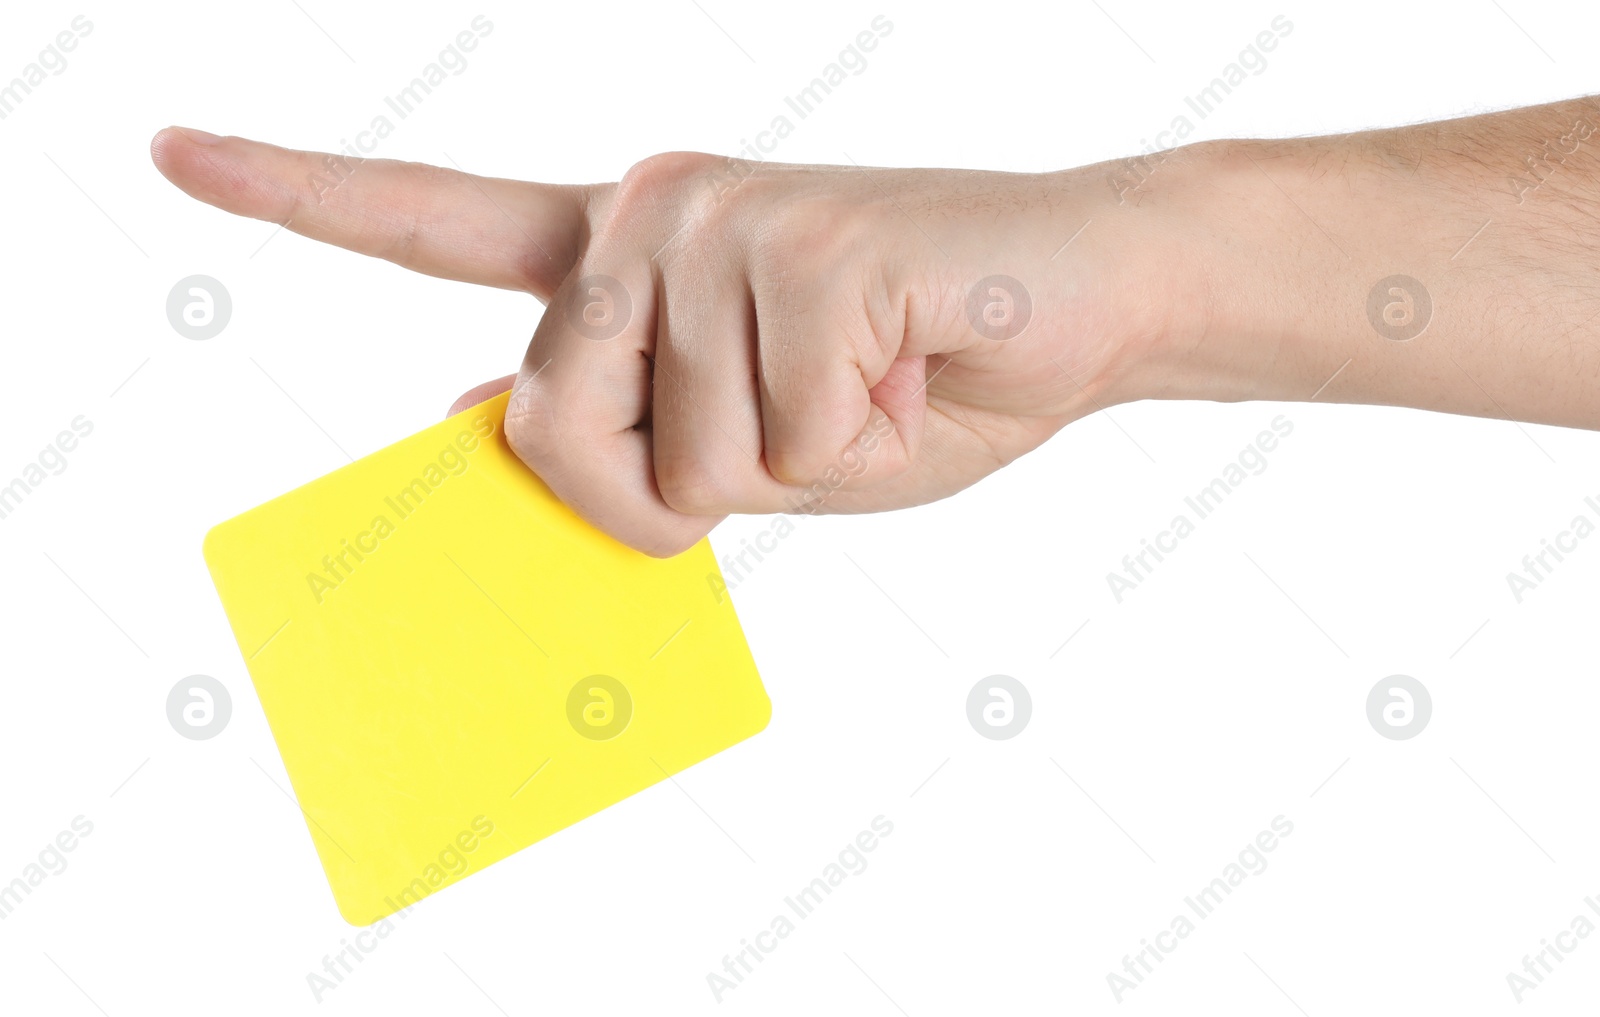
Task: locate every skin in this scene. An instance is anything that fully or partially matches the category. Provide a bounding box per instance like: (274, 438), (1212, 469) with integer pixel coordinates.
(150, 96), (1600, 556)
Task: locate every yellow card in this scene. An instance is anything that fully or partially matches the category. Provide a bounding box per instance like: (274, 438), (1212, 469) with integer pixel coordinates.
(203, 392), (770, 924)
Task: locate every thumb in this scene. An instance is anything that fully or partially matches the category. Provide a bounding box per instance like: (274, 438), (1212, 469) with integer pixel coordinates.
(448, 375), (516, 417)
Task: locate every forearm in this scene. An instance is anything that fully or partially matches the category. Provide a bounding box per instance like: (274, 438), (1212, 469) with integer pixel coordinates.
(1131, 96), (1600, 428)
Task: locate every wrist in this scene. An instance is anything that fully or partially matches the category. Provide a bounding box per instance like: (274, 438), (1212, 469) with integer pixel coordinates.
(1054, 99), (1600, 430)
(1121, 137), (1347, 408)
(1127, 131), (1504, 414)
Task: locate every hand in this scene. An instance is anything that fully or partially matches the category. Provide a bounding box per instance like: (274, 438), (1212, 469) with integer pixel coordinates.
(150, 129), (1201, 555)
(153, 98), (1600, 556)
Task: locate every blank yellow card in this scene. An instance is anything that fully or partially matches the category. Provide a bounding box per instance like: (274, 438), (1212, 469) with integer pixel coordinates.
(203, 392), (770, 924)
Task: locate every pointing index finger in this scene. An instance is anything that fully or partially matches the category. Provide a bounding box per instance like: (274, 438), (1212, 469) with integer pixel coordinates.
(150, 127), (592, 298)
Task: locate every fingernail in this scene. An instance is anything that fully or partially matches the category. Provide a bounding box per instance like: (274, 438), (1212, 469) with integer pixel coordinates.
(176, 127), (222, 146)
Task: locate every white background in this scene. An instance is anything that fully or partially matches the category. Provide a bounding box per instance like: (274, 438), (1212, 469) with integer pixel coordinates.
(2, 1), (1597, 1013)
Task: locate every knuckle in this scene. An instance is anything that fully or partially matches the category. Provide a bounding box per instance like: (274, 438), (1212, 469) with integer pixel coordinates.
(768, 415), (905, 492)
(655, 452), (739, 515)
(504, 380), (562, 466)
(760, 396), (865, 483)
(763, 446), (822, 487)
(606, 151), (762, 254)
(612, 152), (718, 215)
(639, 530), (704, 559)
(622, 150), (720, 184)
